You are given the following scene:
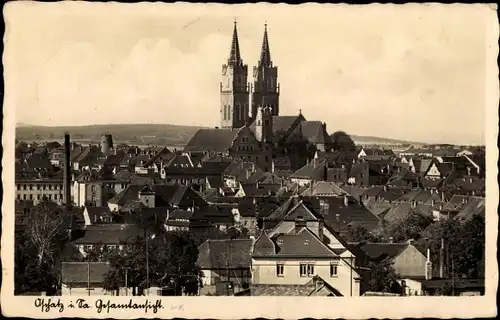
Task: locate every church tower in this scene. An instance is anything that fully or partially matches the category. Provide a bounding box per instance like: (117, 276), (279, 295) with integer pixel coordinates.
(255, 106), (273, 143)
(220, 21), (251, 129)
(251, 23), (280, 120)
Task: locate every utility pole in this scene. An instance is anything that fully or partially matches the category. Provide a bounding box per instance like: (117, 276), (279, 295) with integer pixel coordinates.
(87, 260), (91, 296)
(451, 251), (455, 296)
(146, 231), (150, 296)
(124, 267), (129, 296)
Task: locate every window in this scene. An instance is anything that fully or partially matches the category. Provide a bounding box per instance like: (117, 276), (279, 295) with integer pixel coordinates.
(276, 264), (284, 277)
(91, 196), (96, 202)
(16, 194), (20, 200)
(330, 263), (338, 277)
(29, 184), (33, 190)
(54, 194), (58, 200)
(23, 185), (27, 190)
(37, 194), (41, 200)
(23, 194), (27, 200)
(29, 194), (33, 200)
(300, 264), (307, 277)
(16, 184), (20, 190)
(307, 264), (315, 276)
(91, 185), (96, 192)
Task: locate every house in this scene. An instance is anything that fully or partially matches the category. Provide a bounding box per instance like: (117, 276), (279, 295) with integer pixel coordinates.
(83, 206), (114, 226)
(197, 239), (253, 295)
(239, 275), (342, 296)
(164, 208), (193, 231)
(252, 228), (362, 296)
(357, 147), (395, 161)
(61, 262), (115, 296)
(359, 241), (428, 279)
(183, 125), (273, 172)
(107, 184), (207, 211)
(290, 159), (329, 186)
(15, 177), (65, 205)
(71, 224), (142, 256)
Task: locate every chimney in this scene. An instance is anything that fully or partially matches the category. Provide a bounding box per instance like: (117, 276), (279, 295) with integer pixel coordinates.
(431, 199), (435, 207)
(344, 195), (348, 207)
(407, 239), (414, 246)
(425, 248), (433, 280)
(335, 213), (340, 223)
(439, 238), (445, 278)
(441, 191), (445, 202)
(389, 237), (394, 243)
(63, 133), (72, 209)
(383, 185), (387, 192)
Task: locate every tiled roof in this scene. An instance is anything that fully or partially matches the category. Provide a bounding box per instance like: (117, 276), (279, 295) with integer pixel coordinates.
(168, 208), (194, 220)
(300, 181), (346, 197)
(270, 228), (337, 258)
(297, 121), (332, 145)
(108, 185), (142, 205)
(183, 128), (239, 153)
(62, 262), (110, 284)
(322, 197), (382, 232)
(72, 224), (141, 245)
(359, 243), (409, 260)
(455, 197), (485, 221)
(197, 239), (253, 269)
(290, 159), (328, 180)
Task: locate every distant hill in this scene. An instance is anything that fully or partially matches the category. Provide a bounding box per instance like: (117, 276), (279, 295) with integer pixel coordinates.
(349, 134), (424, 146)
(15, 123), (424, 147)
(15, 123), (207, 147)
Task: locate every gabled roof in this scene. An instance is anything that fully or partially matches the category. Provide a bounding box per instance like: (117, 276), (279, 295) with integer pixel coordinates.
(270, 228), (337, 258)
(455, 197), (485, 221)
(282, 201), (320, 221)
(72, 224), (141, 245)
(359, 243), (409, 260)
(295, 121), (332, 145)
(62, 262), (110, 284)
(197, 239), (253, 269)
(290, 159), (328, 180)
(183, 128), (239, 153)
(300, 181), (346, 197)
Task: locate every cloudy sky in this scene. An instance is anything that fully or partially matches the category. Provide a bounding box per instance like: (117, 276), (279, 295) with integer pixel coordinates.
(4, 2), (494, 144)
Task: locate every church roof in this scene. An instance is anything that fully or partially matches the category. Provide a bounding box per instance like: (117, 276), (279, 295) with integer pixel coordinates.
(258, 23), (272, 67)
(249, 115), (304, 136)
(228, 21), (243, 66)
(293, 121), (332, 145)
(183, 128), (239, 153)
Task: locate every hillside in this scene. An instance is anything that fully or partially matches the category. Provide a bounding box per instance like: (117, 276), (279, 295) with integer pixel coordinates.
(15, 123), (206, 147)
(15, 123), (423, 147)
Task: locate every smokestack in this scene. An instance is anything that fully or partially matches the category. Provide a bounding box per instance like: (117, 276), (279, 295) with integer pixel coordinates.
(439, 238), (445, 278)
(64, 133), (71, 209)
(425, 248), (433, 280)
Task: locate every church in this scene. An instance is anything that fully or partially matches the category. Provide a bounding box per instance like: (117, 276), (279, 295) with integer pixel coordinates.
(183, 22), (333, 172)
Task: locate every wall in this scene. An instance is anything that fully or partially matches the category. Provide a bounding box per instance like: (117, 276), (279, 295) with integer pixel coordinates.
(15, 181), (64, 205)
(62, 284), (114, 296)
(252, 257), (360, 296)
(393, 245), (427, 278)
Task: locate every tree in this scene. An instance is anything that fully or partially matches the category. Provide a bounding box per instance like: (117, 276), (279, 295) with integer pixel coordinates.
(331, 131), (356, 152)
(102, 231), (201, 294)
(416, 215), (485, 279)
(366, 257), (401, 294)
(348, 225), (382, 243)
(15, 201), (70, 294)
(385, 213), (434, 243)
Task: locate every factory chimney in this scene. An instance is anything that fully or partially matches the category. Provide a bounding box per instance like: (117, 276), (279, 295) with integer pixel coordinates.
(64, 133), (72, 208)
(64, 133), (73, 240)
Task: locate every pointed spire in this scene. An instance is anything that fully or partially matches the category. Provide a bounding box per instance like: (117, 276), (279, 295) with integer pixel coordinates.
(259, 22), (272, 67)
(228, 20), (242, 66)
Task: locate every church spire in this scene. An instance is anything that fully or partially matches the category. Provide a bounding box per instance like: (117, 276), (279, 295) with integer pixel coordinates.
(259, 22), (272, 67)
(228, 20), (242, 66)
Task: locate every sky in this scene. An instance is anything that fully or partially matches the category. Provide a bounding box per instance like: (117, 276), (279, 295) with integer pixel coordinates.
(4, 2), (494, 145)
